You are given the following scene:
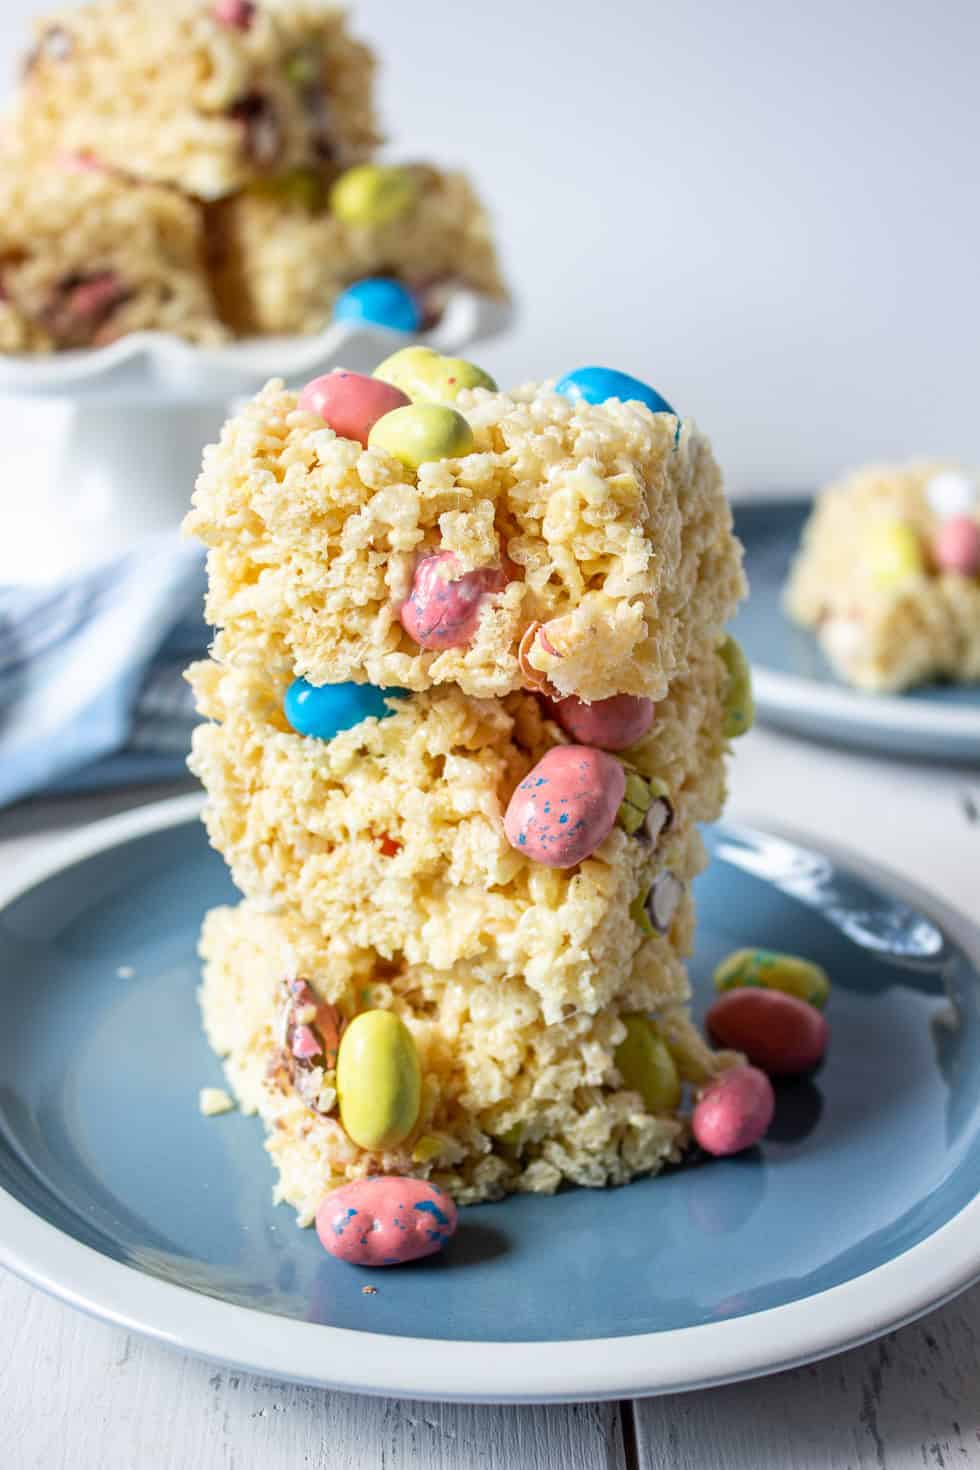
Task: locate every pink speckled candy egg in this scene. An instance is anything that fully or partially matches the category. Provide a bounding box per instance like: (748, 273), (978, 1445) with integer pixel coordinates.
(706, 989), (829, 1076)
(399, 550), (509, 650)
(692, 1066), (775, 1156)
(299, 371), (410, 448)
(543, 692), (655, 751)
(933, 515), (980, 577)
(315, 1177), (458, 1267)
(504, 745), (626, 868)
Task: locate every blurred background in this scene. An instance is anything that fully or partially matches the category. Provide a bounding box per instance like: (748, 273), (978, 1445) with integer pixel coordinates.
(1, 0), (979, 496)
(1, 0), (978, 802)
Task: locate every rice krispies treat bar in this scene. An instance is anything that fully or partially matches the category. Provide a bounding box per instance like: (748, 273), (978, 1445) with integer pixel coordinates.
(0, 158), (226, 351)
(188, 649), (730, 1023)
(208, 163), (506, 336)
(185, 380), (746, 703)
(199, 901), (735, 1215)
(12, 0), (378, 200)
(785, 462), (980, 691)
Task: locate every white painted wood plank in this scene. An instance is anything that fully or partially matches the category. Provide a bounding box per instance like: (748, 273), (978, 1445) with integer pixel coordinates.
(634, 1281), (980, 1470)
(0, 1270), (626, 1470)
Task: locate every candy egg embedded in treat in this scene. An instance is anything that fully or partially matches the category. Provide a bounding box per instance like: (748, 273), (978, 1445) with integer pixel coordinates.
(316, 1177), (458, 1267)
(213, 0), (255, 28)
(279, 979), (342, 1114)
(543, 692), (655, 751)
(298, 370), (410, 448)
(718, 635), (754, 738)
(614, 1015), (681, 1113)
(399, 550), (510, 650)
(933, 515), (980, 577)
(329, 164), (418, 228)
(615, 774), (674, 848)
(630, 873), (684, 937)
(368, 401), (475, 470)
(333, 277), (421, 334)
(374, 345), (498, 403)
(616, 771), (656, 836)
(503, 745), (626, 868)
(284, 679), (400, 741)
(867, 519), (925, 591)
(555, 365), (676, 417)
(336, 1010), (422, 1151)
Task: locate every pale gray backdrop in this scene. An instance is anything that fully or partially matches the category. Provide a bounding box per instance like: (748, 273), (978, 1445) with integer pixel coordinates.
(1, 0), (978, 491)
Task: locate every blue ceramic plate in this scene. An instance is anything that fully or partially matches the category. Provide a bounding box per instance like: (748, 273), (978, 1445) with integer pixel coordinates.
(1, 795), (979, 1402)
(732, 499), (980, 761)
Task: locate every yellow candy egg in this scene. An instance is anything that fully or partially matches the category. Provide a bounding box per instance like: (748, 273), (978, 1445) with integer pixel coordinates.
(867, 520), (925, 591)
(615, 1014), (682, 1113)
(629, 888), (655, 935)
(336, 1010), (421, 1151)
(719, 635), (754, 738)
(368, 402), (475, 470)
(374, 345), (497, 403)
(617, 772), (654, 835)
(248, 167), (324, 211)
(329, 165), (418, 228)
(713, 947), (831, 1009)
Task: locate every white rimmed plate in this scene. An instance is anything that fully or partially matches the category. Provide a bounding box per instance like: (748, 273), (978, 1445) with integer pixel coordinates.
(0, 794), (978, 1401)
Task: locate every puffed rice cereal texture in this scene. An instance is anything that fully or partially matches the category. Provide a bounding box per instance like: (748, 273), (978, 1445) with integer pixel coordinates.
(185, 379), (746, 703)
(188, 647), (730, 1024)
(208, 162), (506, 335)
(11, 0), (379, 200)
(0, 155), (226, 351)
(784, 461), (980, 691)
(199, 901), (737, 1216)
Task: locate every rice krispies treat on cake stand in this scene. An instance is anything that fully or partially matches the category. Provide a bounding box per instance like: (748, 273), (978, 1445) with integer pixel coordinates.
(0, 156), (226, 353)
(208, 163), (507, 336)
(2, 0), (508, 353)
(11, 0), (379, 200)
(784, 462), (980, 692)
(184, 357), (754, 1234)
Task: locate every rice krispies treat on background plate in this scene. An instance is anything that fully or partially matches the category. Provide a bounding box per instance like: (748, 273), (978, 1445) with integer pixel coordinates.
(208, 162), (506, 336)
(199, 900), (736, 1215)
(186, 378), (745, 703)
(784, 462), (980, 692)
(188, 650), (730, 1022)
(11, 0), (378, 201)
(0, 156), (226, 352)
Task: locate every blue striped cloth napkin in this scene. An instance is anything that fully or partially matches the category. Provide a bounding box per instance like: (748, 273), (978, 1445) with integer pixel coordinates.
(0, 536), (209, 808)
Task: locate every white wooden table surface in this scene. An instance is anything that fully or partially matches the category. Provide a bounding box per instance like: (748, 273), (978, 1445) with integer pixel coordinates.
(2, 730), (979, 1469)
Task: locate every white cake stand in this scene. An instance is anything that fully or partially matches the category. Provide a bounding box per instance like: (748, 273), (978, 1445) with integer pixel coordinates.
(0, 291), (511, 581)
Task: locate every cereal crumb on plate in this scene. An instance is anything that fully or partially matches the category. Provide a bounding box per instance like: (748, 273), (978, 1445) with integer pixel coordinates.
(199, 1087), (236, 1116)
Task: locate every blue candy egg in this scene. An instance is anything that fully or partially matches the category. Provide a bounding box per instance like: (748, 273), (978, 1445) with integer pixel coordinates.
(554, 366), (676, 417)
(333, 278), (421, 334)
(284, 678), (402, 741)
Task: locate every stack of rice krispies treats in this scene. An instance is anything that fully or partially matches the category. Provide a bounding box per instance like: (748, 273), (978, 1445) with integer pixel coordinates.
(184, 377), (748, 1220)
(1, 0), (504, 349)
